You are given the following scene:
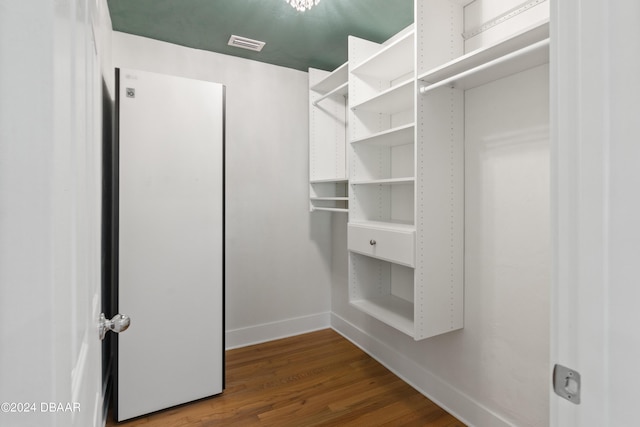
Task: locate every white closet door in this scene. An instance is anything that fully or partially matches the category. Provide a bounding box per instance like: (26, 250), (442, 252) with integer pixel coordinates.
(116, 68), (224, 421)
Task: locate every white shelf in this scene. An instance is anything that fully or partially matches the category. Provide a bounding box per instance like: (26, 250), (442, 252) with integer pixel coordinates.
(350, 177), (415, 186)
(311, 197), (349, 201)
(418, 20), (549, 91)
(312, 82), (348, 106)
(351, 78), (414, 114)
(351, 30), (415, 81)
(350, 296), (414, 337)
(310, 178), (348, 184)
(348, 219), (415, 233)
(310, 62), (349, 94)
(350, 123), (415, 147)
(312, 207), (349, 213)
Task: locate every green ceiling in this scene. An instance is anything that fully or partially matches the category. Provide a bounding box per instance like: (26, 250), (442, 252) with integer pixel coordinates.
(107, 0), (414, 72)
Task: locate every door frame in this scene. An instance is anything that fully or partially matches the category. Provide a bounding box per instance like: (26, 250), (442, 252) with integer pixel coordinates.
(551, 0), (640, 425)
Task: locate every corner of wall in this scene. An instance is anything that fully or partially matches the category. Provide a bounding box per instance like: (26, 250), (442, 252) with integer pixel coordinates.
(226, 312), (331, 350)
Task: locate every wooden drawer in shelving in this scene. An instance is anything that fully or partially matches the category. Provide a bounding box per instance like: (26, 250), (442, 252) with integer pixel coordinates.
(348, 223), (415, 267)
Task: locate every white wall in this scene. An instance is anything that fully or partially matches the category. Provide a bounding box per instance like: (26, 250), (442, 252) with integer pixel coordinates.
(111, 33), (333, 349)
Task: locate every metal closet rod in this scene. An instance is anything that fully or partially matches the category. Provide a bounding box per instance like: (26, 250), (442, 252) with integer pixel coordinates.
(312, 83), (348, 106)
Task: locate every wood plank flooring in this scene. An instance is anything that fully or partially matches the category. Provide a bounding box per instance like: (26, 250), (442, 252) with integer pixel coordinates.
(107, 329), (465, 426)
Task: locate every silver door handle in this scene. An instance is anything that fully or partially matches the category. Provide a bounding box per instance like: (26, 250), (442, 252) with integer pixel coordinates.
(99, 313), (131, 340)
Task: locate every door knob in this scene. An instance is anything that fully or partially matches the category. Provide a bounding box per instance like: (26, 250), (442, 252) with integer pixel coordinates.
(99, 313), (131, 340)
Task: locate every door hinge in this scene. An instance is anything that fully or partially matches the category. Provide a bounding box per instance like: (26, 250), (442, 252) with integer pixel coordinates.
(553, 364), (581, 404)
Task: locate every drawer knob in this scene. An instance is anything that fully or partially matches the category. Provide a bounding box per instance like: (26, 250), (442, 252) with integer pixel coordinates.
(369, 239), (376, 246)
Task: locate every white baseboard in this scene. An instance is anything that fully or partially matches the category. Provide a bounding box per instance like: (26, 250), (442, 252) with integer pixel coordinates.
(225, 312), (331, 350)
(330, 313), (514, 427)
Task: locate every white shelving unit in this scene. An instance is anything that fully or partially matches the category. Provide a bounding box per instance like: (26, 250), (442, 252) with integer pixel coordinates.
(309, 64), (349, 213)
(343, 0), (549, 340)
(347, 26), (423, 338)
(305, 0), (552, 339)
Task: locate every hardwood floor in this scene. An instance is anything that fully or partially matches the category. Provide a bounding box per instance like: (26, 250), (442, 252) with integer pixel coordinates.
(107, 329), (465, 426)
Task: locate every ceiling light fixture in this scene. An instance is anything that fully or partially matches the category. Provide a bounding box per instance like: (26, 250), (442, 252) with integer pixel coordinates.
(285, 0), (321, 12)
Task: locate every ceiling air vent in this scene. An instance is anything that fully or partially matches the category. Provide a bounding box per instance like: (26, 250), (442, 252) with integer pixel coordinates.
(227, 35), (266, 52)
